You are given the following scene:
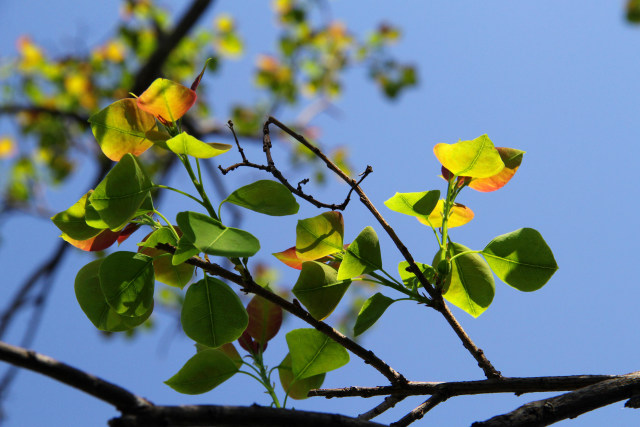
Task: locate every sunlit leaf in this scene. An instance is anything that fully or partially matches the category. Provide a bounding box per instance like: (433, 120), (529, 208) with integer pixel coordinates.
(88, 99), (159, 161)
(89, 154), (153, 231)
(293, 261), (350, 320)
(158, 132), (231, 159)
(273, 246), (305, 270)
(221, 180), (299, 216)
(137, 78), (197, 122)
(433, 135), (504, 178)
(75, 259), (152, 332)
(139, 228), (194, 289)
(278, 353), (325, 400)
(417, 200), (474, 229)
(397, 261), (436, 289)
(245, 294), (283, 347)
(51, 191), (102, 241)
(337, 226), (382, 280)
(482, 228), (558, 291)
(384, 190), (440, 217)
(434, 243), (495, 318)
(181, 276), (248, 347)
(165, 348), (239, 394)
(286, 328), (349, 380)
(99, 251), (155, 317)
(469, 147), (525, 192)
(353, 293), (394, 336)
(296, 211), (344, 261)
(175, 211), (260, 260)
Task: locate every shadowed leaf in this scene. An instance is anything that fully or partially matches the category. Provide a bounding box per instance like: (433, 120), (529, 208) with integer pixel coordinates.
(293, 261), (351, 320)
(278, 353), (325, 400)
(165, 348), (239, 395)
(286, 328), (349, 380)
(296, 211), (344, 261)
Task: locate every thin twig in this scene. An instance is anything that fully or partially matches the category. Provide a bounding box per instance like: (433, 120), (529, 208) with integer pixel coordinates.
(391, 394), (448, 427)
(358, 395), (406, 421)
(156, 243), (407, 385)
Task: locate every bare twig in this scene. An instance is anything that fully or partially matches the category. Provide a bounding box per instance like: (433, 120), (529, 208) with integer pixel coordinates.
(155, 243), (407, 385)
(391, 394), (448, 427)
(359, 395), (406, 421)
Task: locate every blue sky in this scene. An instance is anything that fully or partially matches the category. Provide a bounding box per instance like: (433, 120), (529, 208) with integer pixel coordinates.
(1, 1), (639, 426)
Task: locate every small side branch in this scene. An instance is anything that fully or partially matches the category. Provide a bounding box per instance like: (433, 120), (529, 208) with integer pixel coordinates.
(156, 243), (407, 385)
(392, 394), (448, 427)
(0, 341), (151, 413)
(359, 395), (406, 421)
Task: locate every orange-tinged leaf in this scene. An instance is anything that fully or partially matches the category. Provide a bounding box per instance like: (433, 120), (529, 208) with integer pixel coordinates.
(273, 246), (304, 269)
(61, 229), (121, 251)
(469, 147), (525, 192)
(137, 78), (196, 122)
(88, 99), (158, 161)
(417, 200), (474, 229)
(433, 135), (504, 178)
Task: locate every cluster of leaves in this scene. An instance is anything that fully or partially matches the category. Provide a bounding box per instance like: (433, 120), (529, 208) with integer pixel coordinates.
(51, 55), (557, 407)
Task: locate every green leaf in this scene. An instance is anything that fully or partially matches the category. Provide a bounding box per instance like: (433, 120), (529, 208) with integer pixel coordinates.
(293, 261), (351, 320)
(295, 211), (344, 261)
(75, 259), (152, 332)
(433, 135), (504, 178)
(434, 242), (495, 318)
(482, 228), (558, 292)
(383, 190), (440, 217)
(88, 98), (159, 161)
(89, 154), (153, 231)
(84, 198), (110, 230)
(181, 276), (248, 347)
(51, 191), (102, 240)
(221, 180), (299, 216)
(176, 211), (260, 259)
(99, 251), (155, 317)
(278, 353), (325, 400)
(397, 261), (436, 289)
(160, 132), (232, 158)
(165, 348), (239, 394)
(353, 293), (394, 336)
(286, 328), (349, 380)
(337, 226), (382, 280)
(139, 228), (194, 289)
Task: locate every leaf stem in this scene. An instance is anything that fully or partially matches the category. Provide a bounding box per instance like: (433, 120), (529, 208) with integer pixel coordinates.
(368, 272), (431, 305)
(180, 155), (219, 221)
(448, 250), (483, 263)
(153, 210), (180, 241)
(153, 184), (206, 208)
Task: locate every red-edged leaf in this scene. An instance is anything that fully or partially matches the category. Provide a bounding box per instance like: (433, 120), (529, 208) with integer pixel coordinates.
(469, 147), (525, 192)
(273, 246), (305, 269)
(245, 295), (282, 346)
(137, 78), (197, 122)
(238, 330), (263, 353)
(417, 201), (474, 229)
(61, 229), (121, 251)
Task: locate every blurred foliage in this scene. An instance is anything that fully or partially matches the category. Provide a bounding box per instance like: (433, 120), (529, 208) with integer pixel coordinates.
(0, 0), (416, 217)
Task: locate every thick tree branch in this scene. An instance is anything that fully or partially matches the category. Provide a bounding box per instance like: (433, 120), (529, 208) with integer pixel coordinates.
(472, 372), (640, 427)
(0, 341), (151, 412)
(109, 405), (387, 427)
(156, 243), (407, 385)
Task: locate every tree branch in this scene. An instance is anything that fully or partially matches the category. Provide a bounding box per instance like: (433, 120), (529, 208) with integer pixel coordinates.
(0, 341), (151, 412)
(359, 395), (406, 421)
(310, 375), (620, 399)
(391, 394), (448, 427)
(471, 372), (640, 427)
(156, 243), (407, 385)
